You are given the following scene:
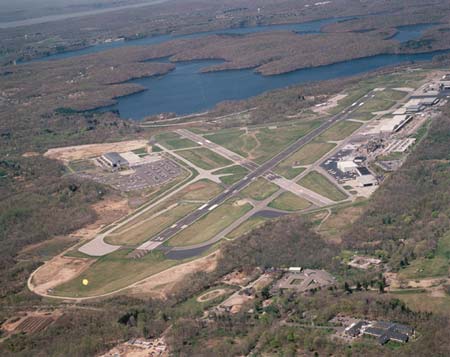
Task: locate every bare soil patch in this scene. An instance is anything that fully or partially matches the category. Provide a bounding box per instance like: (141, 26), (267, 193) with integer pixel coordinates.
(197, 289), (227, 303)
(44, 140), (147, 162)
(2, 310), (63, 335)
(31, 256), (95, 295)
(127, 252), (219, 299)
(386, 273), (449, 297)
(312, 93), (348, 114)
(22, 151), (40, 157)
(221, 270), (254, 287)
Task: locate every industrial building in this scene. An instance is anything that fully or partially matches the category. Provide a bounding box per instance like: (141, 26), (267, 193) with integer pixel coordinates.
(439, 80), (450, 90)
(101, 152), (129, 169)
(356, 175), (377, 187)
(405, 103), (424, 113)
(344, 320), (414, 345)
(355, 165), (377, 187)
(419, 97), (440, 106)
(274, 269), (336, 293)
(363, 321), (414, 344)
(367, 115), (412, 135)
(337, 160), (358, 173)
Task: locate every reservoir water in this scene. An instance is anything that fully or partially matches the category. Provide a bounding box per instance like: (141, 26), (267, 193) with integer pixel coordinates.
(32, 18), (442, 119)
(34, 16), (356, 62)
(102, 50), (450, 119)
(392, 23), (438, 43)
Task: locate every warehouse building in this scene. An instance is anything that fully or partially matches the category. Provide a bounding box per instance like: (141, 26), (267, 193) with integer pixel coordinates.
(419, 97), (439, 106)
(343, 319), (414, 345)
(356, 175), (377, 187)
(101, 152), (129, 169)
(439, 80), (450, 90)
(363, 321), (414, 345)
(337, 160), (358, 173)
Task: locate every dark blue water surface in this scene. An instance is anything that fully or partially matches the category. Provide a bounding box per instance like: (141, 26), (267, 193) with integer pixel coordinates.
(32, 17), (443, 120)
(35, 16), (356, 62)
(104, 50), (450, 119)
(393, 23), (438, 43)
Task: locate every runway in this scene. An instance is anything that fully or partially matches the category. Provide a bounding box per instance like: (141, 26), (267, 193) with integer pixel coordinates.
(136, 90), (374, 253)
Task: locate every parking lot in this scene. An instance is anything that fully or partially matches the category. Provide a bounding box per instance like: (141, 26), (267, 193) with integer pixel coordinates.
(321, 145), (359, 183)
(77, 159), (183, 191)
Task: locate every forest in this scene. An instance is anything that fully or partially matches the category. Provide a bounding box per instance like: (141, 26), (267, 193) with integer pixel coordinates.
(344, 105), (450, 269)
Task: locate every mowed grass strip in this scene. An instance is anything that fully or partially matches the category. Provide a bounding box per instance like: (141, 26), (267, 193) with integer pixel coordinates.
(273, 166), (305, 180)
(111, 180), (222, 233)
(276, 140), (336, 174)
(241, 178), (279, 201)
(212, 165), (249, 185)
(105, 202), (200, 245)
(167, 200), (253, 247)
(155, 132), (199, 150)
(268, 192), (311, 211)
(203, 128), (257, 159)
(177, 147), (232, 170)
(317, 120), (362, 141)
(329, 71), (424, 115)
(105, 180), (222, 245)
(350, 89), (407, 120)
(52, 250), (178, 298)
(298, 171), (347, 202)
(204, 121), (321, 164)
(226, 216), (267, 240)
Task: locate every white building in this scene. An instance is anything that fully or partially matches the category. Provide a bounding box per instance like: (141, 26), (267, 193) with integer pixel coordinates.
(337, 160), (358, 172)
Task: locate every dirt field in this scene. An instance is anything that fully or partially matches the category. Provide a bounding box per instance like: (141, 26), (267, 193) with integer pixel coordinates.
(197, 289), (227, 303)
(30, 256), (95, 295)
(2, 310), (63, 335)
(221, 270), (256, 287)
(386, 272), (449, 297)
(29, 196), (129, 295)
(312, 93), (348, 114)
(128, 252), (219, 299)
(44, 140), (148, 162)
(100, 338), (168, 357)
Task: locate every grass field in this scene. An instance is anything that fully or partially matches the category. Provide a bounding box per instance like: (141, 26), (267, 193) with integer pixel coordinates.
(298, 171), (347, 202)
(241, 178), (279, 201)
(113, 179), (221, 231)
(389, 291), (450, 316)
(356, 89), (407, 114)
(203, 121), (322, 164)
(104, 180), (222, 245)
(53, 250), (179, 298)
(155, 132), (199, 150)
(172, 285), (236, 318)
(177, 147), (232, 170)
(398, 231), (450, 279)
(317, 202), (367, 243)
(274, 141), (336, 178)
(273, 166), (305, 180)
(317, 120), (362, 141)
(167, 199), (253, 247)
(212, 165), (249, 185)
(329, 71), (425, 115)
(226, 216), (267, 240)
(105, 202), (200, 245)
(268, 192), (311, 211)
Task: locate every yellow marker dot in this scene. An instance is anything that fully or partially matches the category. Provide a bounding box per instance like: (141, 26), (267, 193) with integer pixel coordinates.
(82, 279), (89, 286)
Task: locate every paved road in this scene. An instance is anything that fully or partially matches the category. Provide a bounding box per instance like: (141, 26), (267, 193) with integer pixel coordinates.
(263, 172), (334, 206)
(137, 90), (374, 253)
